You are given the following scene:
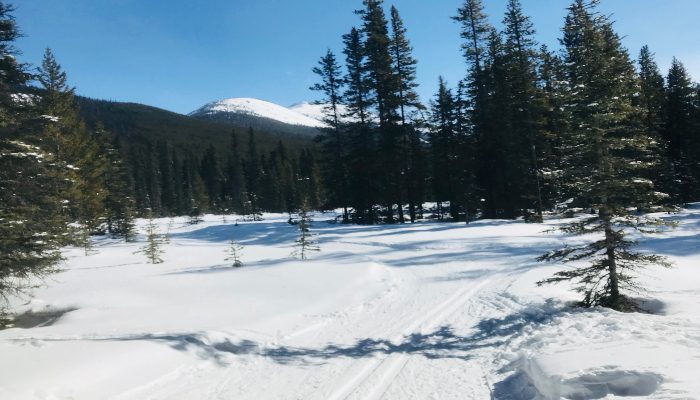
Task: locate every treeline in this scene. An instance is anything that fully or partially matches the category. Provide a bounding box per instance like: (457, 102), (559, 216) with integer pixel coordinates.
(312, 0), (700, 224)
(126, 131), (322, 218)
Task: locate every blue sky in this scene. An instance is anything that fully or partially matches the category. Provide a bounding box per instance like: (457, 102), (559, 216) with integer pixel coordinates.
(14, 0), (700, 114)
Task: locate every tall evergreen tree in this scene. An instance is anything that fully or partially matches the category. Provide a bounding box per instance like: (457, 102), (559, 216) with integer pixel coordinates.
(637, 46), (673, 200)
(342, 27), (378, 223)
(311, 49), (349, 221)
(539, 0), (671, 311)
(429, 77), (459, 220)
(537, 45), (568, 206)
(99, 130), (136, 241)
(200, 144), (224, 211)
(244, 128), (263, 220)
(389, 5), (423, 222)
(664, 58), (697, 202)
(0, 3), (66, 315)
(37, 49), (109, 244)
(454, 0), (495, 217)
(359, 0), (403, 222)
(502, 0), (546, 220)
(225, 130), (245, 213)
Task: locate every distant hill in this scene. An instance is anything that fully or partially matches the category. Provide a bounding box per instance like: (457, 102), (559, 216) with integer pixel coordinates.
(75, 97), (315, 155)
(188, 98), (324, 138)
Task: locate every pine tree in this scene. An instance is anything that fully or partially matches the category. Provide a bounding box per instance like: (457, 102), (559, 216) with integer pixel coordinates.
(200, 144), (224, 212)
(502, 0), (546, 221)
(292, 200), (320, 261)
(453, 0), (495, 218)
(37, 49), (109, 243)
(101, 133), (136, 241)
(538, 0), (671, 311)
(135, 211), (164, 264)
(479, 29), (518, 219)
(244, 128), (263, 221)
(342, 27), (378, 223)
(429, 77), (460, 220)
(453, 0), (491, 115)
(389, 5), (422, 222)
(664, 58), (697, 203)
(225, 130), (245, 213)
(538, 45), (569, 206)
(225, 238), (244, 268)
(637, 46), (673, 202)
(360, 0), (403, 222)
(0, 3), (67, 315)
(311, 49), (349, 222)
(157, 140), (176, 214)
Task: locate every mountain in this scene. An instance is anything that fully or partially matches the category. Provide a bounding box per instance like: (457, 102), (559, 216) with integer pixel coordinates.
(189, 98), (325, 137)
(288, 102), (330, 122)
(289, 101), (371, 124)
(75, 97), (315, 155)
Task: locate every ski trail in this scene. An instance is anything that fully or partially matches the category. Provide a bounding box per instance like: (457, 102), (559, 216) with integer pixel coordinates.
(325, 278), (492, 400)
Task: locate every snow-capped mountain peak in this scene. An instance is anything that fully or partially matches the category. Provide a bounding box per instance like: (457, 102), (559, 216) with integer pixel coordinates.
(190, 98), (326, 128)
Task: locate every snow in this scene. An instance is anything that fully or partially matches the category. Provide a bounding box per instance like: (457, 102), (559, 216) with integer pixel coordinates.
(289, 101), (356, 123)
(288, 101), (332, 121)
(289, 101), (374, 124)
(190, 98), (326, 128)
(1, 207), (699, 399)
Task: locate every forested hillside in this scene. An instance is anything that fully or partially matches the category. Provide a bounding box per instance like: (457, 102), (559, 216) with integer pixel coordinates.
(74, 96), (322, 217)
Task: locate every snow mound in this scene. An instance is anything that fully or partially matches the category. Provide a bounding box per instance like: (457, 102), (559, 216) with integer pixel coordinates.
(506, 359), (663, 400)
(190, 98), (326, 128)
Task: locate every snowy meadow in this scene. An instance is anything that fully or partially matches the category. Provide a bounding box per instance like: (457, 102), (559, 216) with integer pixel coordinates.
(1, 206), (699, 399)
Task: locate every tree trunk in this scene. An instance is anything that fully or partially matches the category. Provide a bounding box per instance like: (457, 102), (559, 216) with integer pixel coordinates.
(604, 219), (621, 308)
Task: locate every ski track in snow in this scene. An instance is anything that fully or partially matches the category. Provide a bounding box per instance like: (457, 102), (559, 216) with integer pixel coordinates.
(1, 208), (700, 399)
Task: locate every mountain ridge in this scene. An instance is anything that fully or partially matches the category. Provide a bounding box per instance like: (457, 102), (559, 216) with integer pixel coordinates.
(189, 98), (328, 137)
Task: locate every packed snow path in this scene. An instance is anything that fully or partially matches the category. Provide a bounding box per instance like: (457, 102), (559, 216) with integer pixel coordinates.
(1, 208), (699, 399)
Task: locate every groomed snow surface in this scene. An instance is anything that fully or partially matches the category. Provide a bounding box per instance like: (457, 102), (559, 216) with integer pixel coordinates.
(1, 206), (699, 399)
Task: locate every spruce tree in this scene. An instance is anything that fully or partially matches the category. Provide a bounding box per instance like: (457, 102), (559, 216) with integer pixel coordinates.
(342, 27), (378, 223)
(225, 130), (245, 213)
(453, 0), (491, 116)
(637, 46), (673, 201)
(244, 128), (263, 221)
(135, 211), (165, 264)
(100, 132), (136, 241)
(453, 0), (495, 217)
(0, 3), (66, 315)
(538, 0), (671, 311)
(429, 77), (459, 220)
(538, 45), (569, 206)
(37, 49), (109, 243)
(502, 0), (546, 221)
(359, 0), (402, 222)
(225, 238), (244, 268)
(664, 58), (697, 203)
(311, 49), (349, 222)
(200, 144), (224, 212)
(389, 5), (422, 222)
(292, 200), (320, 261)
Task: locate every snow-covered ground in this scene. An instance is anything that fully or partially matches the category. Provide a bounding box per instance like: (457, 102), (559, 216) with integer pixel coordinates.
(190, 98), (326, 128)
(1, 206), (699, 399)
